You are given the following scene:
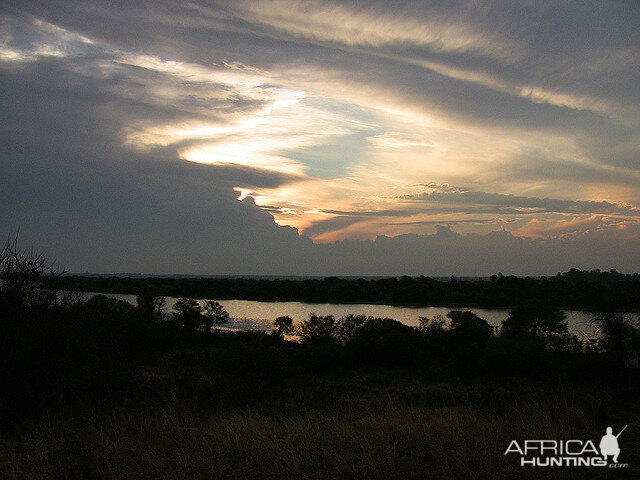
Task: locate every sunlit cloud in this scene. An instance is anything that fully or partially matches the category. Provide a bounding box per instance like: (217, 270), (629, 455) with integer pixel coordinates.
(204, 0), (524, 62)
(516, 215), (640, 240)
(0, 14), (95, 62)
(2, 0), (639, 270)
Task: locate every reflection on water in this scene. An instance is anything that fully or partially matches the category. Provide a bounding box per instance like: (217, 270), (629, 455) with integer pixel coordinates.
(84, 292), (600, 338)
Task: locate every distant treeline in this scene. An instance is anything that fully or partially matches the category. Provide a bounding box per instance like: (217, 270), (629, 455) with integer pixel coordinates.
(56, 268), (640, 309)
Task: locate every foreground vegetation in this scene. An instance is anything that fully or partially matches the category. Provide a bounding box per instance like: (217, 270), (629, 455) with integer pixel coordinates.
(1, 243), (640, 479)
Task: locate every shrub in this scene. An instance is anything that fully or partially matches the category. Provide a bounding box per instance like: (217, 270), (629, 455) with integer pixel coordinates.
(335, 313), (369, 346)
(298, 314), (338, 345)
(272, 315), (294, 338)
(447, 310), (494, 342)
(348, 317), (424, 366)
(500, 302), (569, 345)
(136, 294), (166, 323)
(173, 297), (204, 333)
(592, 309), (640, 368)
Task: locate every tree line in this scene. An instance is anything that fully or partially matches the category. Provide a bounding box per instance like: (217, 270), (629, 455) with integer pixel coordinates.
(55, 269), (640, 309)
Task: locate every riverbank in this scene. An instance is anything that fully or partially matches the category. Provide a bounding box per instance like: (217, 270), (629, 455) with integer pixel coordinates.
(54, 270), (640, 311)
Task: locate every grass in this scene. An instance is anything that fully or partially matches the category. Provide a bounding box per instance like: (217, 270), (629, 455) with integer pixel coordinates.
(2, 376), (638, 479)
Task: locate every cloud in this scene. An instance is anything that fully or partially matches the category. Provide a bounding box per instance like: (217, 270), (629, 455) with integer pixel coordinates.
(0, 21), (317, 274)
(1, 2), (639, 274)
(302, 216), (365, 238)
(309, 226), (640, 276)
(517, 216), (640, 240)
(402, 187), (640, 217)
(209, 0), (524, 62)
(387, 219), (509, 227)
(296, 183), (640, 240)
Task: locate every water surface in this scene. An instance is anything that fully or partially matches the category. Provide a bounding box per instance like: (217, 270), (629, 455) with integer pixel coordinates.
(87, 293), (600, 337)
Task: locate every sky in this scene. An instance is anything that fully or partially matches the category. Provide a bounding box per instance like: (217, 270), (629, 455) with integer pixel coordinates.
(1, 1), (639, 275)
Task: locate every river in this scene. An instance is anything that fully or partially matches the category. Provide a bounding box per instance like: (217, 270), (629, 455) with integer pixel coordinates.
(85, 293), (601, 338)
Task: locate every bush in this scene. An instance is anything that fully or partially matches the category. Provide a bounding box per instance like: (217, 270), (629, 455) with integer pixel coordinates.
(272, 315), (294, 338)
(500, 302), (569, 346)
(136, 294), (166, 323)
(0, 237), (63, 309)
(447, 310), (494, 342)
(348, 318), (424, 367)
(592, 309), (640, 368)
(0, 297), (137, 426)
(335, 313), (369, 346)
(298, 314), (338, 345)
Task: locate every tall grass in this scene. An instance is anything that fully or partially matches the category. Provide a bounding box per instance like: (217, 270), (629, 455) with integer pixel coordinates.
(1, 380), (638, 479)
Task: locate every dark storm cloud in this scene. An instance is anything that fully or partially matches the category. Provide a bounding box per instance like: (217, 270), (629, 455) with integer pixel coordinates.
(314, 227), (640, 277)
(0, 31), (312, 273)
(0, 55), (295, 188)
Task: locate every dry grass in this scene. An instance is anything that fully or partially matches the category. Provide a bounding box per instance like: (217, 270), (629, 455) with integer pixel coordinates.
(2, 382), (638, 480)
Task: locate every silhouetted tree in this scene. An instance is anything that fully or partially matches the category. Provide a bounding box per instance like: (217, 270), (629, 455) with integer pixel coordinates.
(0, 236), (66, 309)
(173, 298), (203, 333)
(86, 294), (136, 315)
(298, 314), (338, 345)
(592, 309), (640, 368)
(500, 302), (568, 345)
(336, 314), (369, 346)
(418, 315), (446, 333)
(348, 318), (424, 366)
(272, 315), (293, 338)
(202, 300), (230, 331)
(447, 310), (494, 341)
(136, 294), (166, 323)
